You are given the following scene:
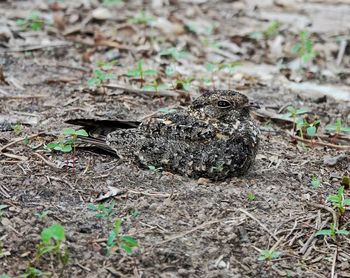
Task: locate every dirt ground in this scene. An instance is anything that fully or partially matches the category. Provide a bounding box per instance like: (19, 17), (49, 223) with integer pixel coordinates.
(1, 0), (350, 277)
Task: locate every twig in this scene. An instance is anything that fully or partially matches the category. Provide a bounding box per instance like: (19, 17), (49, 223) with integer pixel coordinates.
(1, 152), (27, 161)
(0, 133), (44, 152)
(336, 39), (347, 66)
(156, 218), (224, 245)
(0, 42), (72, 53)
(128, 189), (171, 198)
(288, 133), (350, 150)
(331, 247), (338, 278)
(238, 208), (279, 241)
(105, 83), (180, 97)
(33, 153), (61, 169)
(308, 203), (338, 229)
(0, 94), (46, 100)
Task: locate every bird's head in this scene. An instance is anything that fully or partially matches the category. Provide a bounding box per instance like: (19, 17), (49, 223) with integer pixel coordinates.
(189, 90), (253, 122)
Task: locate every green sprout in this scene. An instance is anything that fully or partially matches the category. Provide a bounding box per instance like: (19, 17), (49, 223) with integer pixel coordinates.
(0, 205), (9, 220)
(16, 11), (46, 31)
(325, 119), (350, 134)
(258, 249), (281, 261)
(281, 106), (308, 132)
(311, 176), (321, 188)
(158, 107), (176, 113)
(143, 80), (170, 93)
(106, 219), (138, 255)
(88, 201), (115, 219)
(327, 186), (350, 215)
(292, 31), (316, 63)
(175, 77), (194, 91)
(130, 10), (154, 25)
(247, 192), (256, 201)
(87, 60), (117, 88)
(160, 47), (190, 61)
(12, 123), (23, 136)
(102, 0), (123, 6)
(148, 165), (162, 173)
(295, 119), (320, 139)
(249, 20), (281, 40)
(316, 223), (349, 241)
(35, 210), (50, 221)
(47, 128), (88, 153)
(127, 59), (157, 87)
(35, 224), (69, 266)
(22, 267), (50, 278)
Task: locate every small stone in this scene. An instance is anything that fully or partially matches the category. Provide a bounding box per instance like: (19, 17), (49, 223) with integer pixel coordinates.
(217, 260), (227, 269)
(197, 177), (210, 185)
(91, 7), (113, 20)
(323, 154), (347, 166)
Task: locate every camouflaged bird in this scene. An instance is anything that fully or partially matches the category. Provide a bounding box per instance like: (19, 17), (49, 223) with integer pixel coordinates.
(70, 90), (259, 180)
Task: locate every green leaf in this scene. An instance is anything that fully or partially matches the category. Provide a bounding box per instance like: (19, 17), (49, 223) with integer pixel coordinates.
(127, 69), (141, 77)
(327, 195), (339, 202)
(336, 229), (349, 235)
(113, 218), (123, 236)
(75, 129), (88, 137)
(87, 204), (97, 211)
(62, 128), (76, 136)
(0, 204), (9, 210)
(121, 235), (138, 247)
(107, 230), (116, 247)
(41, 224), (65, 244)
(315, 229), (333, 236)
(165, 65), (174, 76)
(158, 107), (176, 113)
(343, 199), (350, 206)
(143, 69), (157, 76)
(306, 126), (317, 137)
(121, 243), (133, 254)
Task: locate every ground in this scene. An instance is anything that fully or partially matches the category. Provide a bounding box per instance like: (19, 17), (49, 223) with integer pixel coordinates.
(0, 0), (350, 277)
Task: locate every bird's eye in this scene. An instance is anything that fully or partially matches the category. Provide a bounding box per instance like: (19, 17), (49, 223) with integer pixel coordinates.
(217, 100), (232, 108)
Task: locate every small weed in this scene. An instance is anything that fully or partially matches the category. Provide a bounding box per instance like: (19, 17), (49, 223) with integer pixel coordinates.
(311, 176), (321, 188)
(258, 249), (281, 261)
(292, 31), (316, 63)
(88, 201), (115, 219)
(87, 60), (117, 88)
(0, 274), (11, 278)
(47, 128), (88, 153)
(281, 106), (308, 131)
(106, 218), (138, 255)
(175, 77), (194, 91)
(185, 21), (217, 35)
(247, 192), (256, 201)
(35, 210), (50, 221)
(12, 123), (23, 136)
(102, 0), (123, 6)
(325, 119), (350, 134)
(250, 20), (281, 40)
(327, 186), (350, 215)
(35, 224), (69, 266)
(295, 118), (320, 139)
(127, 59), (157, 87)
(130, 10), (154, 25)
(165, 65), (175, 77)
(16, 11), (46, 31)
(316, 223), (349, 240)
(201, 38), (220, 49)
(148, 165), (162, 173)
(158, 107), (176, 113)
(130, 208), (140, 218)
(160, 47), (190, 61)
(0, 205), (9, 220)
(143, 80), (170, 93)
(21, 267), (50, 278)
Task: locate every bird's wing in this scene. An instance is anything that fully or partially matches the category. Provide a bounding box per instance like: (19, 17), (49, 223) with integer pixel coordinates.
(140, 113), (216, 141)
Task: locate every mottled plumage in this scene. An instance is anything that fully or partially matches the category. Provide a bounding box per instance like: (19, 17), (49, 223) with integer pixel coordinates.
(104, 90), (260, 179)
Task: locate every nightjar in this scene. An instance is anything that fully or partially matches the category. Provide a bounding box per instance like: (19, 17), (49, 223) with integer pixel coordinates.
(68, 90), (260, 180)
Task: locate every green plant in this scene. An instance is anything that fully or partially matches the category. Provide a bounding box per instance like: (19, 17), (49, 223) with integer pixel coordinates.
(158, 107), (176, 113)
(102, 0), (123, 6)
(143, 80), (170, 93)
(35, 224), (69, 266)
(0, 274), (11, 278)
(130, 10), (154, 25)
(106, 219), (138, 255)
(129, 208), (140, 218)
(247, 192), (256, 201)
(258, 249), (281, 261)
(281, 106), (308, 131)
(263, 20), (281, 39)
(12, 123), (23, 136)
(21, 267), (50, 278)
(87, 61), (117, 88)
(0, 205), (8, 220)
(327, 186), (350, 215)
(316, 223), (349, 240)
(88, 201), (115, 219)
(160, 47), (190, 61)
(47, 128), (88, 153)
(292, 31), (316, 63)
(325, 119), (350, 134)
(201, 38), (220, 49)
(175, 77), (194, 91)
(148, 165), (162, 173)
(311, 176), (321, 188)
(185, 21), (217, 35)
(127, 59), (157, 87)
(16, 11), (46, 31)
(295, 118), (320, 139)
(35, 210), (50, 221)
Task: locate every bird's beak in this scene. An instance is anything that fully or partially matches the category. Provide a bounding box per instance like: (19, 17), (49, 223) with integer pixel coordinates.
(245, 101), (260, 109)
